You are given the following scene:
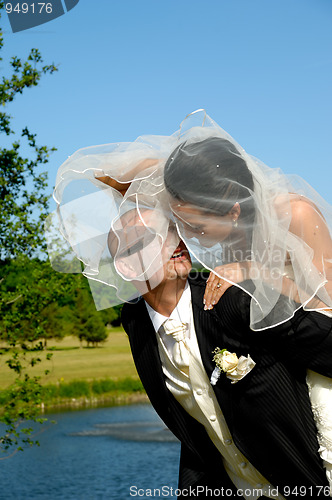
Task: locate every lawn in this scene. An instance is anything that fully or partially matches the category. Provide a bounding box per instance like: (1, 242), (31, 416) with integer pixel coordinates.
(0, 327), (139, 389)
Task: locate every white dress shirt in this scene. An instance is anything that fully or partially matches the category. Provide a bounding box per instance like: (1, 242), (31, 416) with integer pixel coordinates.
(145, 282), (285, 500)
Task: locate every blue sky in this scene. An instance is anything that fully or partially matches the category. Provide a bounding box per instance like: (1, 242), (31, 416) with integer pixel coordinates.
(1, 0), (332, 210)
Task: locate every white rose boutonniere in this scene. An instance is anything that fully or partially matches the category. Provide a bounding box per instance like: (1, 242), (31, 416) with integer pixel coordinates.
(210, 348), (256, 385)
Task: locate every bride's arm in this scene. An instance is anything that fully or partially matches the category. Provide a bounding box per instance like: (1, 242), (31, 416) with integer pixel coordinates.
(94, 175), (131, 195)
(288, 198), (332, 276)
(288, 197), (332, 307)
(94, 158), (159, 196)
(203, 261), (305, 310)
(204, 198), (332, 310)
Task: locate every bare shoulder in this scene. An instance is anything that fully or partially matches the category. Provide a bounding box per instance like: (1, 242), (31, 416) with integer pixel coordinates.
(289, 195), (323, 219)
(274, 193), (323, 220)
(288, 195), (330, 235)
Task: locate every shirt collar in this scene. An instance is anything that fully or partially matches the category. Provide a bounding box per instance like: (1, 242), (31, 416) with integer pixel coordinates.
(145, 281), (191, 332)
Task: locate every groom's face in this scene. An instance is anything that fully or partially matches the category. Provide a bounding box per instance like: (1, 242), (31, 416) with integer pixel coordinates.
(163, 237), (192, 281)
(108, 209), (192, 288)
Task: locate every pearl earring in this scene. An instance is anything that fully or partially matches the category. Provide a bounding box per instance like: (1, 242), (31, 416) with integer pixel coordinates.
(233, 219), (238, 228)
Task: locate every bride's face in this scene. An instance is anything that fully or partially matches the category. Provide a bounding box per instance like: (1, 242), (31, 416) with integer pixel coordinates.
(170, 201), (234, 247)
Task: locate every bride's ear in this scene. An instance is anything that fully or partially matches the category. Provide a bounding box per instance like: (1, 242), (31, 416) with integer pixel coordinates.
(230, 202), (241, 223)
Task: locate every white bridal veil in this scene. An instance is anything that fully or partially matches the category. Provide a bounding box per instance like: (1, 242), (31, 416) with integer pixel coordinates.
(46, 110), (332, 330)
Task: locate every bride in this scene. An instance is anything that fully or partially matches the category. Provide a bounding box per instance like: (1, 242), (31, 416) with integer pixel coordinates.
(48, 110), (332, 490)
(161, 114), (332, 490)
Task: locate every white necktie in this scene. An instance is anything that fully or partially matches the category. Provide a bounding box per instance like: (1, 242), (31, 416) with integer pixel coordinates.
(162, 318), (190, 370)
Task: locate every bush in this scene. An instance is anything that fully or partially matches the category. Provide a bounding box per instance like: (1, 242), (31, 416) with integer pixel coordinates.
(58, 380), (90, 398)
(116, 378), (145, 392)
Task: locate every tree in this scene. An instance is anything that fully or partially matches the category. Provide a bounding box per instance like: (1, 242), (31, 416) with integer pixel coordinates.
(0, 1), (58, 456)
(0, 257), (80, 345)
(100, 304), (122, 327)
(0, 3), (121, 456)
(67, 280), (109, 347)
(80, 316), (108, 348)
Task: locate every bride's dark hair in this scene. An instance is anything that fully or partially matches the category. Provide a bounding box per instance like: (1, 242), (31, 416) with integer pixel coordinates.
(164, 136), (255, 223)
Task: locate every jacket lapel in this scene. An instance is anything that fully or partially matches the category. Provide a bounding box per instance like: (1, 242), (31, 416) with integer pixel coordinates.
(188, 277), (238, 439)
(189, 278), (229, 386)
(125, 298), (170, 416)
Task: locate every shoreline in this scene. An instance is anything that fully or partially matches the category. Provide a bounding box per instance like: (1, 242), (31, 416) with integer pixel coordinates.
(40, 391), (149, 414)
(0, 376), (148, 416)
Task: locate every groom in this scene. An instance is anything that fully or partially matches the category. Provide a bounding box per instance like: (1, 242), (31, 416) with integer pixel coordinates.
(113, 209), (332, 499)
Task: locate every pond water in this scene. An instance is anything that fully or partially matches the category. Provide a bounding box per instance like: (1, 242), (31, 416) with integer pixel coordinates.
(0, 403), (180, 500)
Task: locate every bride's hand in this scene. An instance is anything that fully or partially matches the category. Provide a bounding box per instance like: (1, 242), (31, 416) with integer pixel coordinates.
(204, 262), (246, 310)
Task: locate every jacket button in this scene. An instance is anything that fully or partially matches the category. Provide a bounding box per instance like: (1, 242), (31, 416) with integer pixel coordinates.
(210, 415), (217, 421)
(225, 438), (232, 445)
(196, 389), (203, 396)
(240, 462), (247, 468)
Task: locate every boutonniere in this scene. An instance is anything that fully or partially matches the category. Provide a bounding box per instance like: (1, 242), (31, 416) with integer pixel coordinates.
(210, 348), (256, 385)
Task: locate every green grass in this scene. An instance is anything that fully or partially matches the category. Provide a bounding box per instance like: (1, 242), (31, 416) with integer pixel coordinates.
(0, 327), (139, 390)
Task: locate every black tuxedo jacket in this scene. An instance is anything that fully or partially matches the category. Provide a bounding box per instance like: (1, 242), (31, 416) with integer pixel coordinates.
(121, 276), (332, 498)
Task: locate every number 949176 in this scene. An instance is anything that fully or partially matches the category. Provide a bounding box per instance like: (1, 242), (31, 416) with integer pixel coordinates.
(6, 3), (53, 15)
(283, 485), (331, 497)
